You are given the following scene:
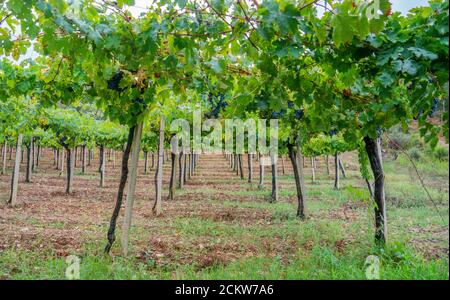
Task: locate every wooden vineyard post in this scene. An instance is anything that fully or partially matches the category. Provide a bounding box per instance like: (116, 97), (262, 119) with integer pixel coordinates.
(65, 147), (75, 194)
(248, 153), (253, 183)
(1, 140), (7, 175)
(100, 146), (106, 187)
(178, 150), (184, 188)
(121, 122), (144, 256)
(104, 127), (135, 254)
(153, 117), (165, 216)
(8, 134), (23, 207)
(270, 153), (278, 202)
(339, 159), (347, 178)
(25, 141), (32, 183)
(144, 151), (148, 174)
(81, 145), (86, 174)
(258, 152), (264, 189)
(334, 152), (340, 190)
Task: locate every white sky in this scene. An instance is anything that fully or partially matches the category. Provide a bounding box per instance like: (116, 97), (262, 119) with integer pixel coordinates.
(391, 0), (430, 13)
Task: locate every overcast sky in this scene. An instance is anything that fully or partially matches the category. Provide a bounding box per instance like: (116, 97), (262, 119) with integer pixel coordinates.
(391, 0), (429, 13)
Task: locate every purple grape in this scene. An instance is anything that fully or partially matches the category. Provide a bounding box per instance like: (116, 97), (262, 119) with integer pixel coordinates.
(107, 71), (124, 91)
(295, 109), (304, 119)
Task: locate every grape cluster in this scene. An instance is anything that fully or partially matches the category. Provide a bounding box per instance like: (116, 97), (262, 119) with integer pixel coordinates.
(127, 97), (147, 118)
(295, 109), (304, 119)
(271, 109), (286, 119)
(329, 129), (337, 136)
(287, 101), (294, 108)
(133, 97), (145, 105)
(107, 71), (124, 92)
(59, 136), (68, 148)
(206, 92), (228, 118)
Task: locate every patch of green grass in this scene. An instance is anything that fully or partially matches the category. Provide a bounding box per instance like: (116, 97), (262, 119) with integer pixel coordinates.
(386, 185), (448, 209)
(389, 205), (449, 227)
(0, 248), (166, 279)
(1, 149), (447, 280)
(0, 249), (66, 280)
(217, 199), (287, 210)
(385, 154), (449, 179)
(172, 242), (449, 280)
(1, 220), (447, 280)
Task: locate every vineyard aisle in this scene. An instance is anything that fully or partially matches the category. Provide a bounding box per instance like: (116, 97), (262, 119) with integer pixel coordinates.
(0, 149), (448, 279)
